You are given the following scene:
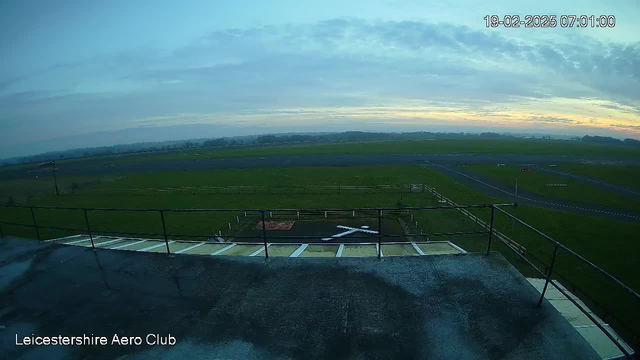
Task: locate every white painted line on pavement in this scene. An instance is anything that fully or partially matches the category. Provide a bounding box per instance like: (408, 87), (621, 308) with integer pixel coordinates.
(94, 238), (125, 247)
(64, 237), (101, 245)
(250, 244), (271, 256)
(175, 242), (206, 254)
(45, 234), (83, 242)
(138, 241), (174, 252)
(336, 244), (344, 257)
(211, 243), (236, 255)
(448, 241), (468, 254)
(112, 240), (146, 249)
(411, 242), (425, 256)
(290, 244), (308, 257)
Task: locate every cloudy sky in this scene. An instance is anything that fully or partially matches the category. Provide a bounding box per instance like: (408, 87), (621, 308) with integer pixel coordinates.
(1, 0), (639, 157)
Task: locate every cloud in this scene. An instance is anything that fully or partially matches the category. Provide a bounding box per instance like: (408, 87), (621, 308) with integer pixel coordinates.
(1, 18), (639, 157)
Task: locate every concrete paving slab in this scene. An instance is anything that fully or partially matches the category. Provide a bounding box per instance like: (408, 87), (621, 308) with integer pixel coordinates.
(299, 244), (338, 257)
(382, 244), (419, 256)
(217, 244), (263, 256)
(526, 278), (630, 357)
(548, 299), (601, 326)
(527, 278), (580, 300)
(266, 244), (299, 257)
(45, 234), (85, 243)
(163, 241), (204, 253)
(75, 237), (118, 248)
(118, 240), (159, 251)
(341, 244), (377, 257)
(145, 242), (175, 253)
(417, 242), (462, 255)
(181, 243), (230, 255)
(61, 236), (93, 245)
(0, 237), (601, 360)
(576, 326), (631, 359)
(107, 239), (145, 249)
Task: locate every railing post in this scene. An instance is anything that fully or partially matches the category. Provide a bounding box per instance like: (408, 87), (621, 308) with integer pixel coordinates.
(0, 222), (4, 238)
(486, 206), (495, 255)
(261, 211), (269, 259)
(377, 209), (382, 260)
(30, 207), (41, 241)
(159, 210), (170, 254)
(538, 244), (559, 307)
(83, 209), (95, 249)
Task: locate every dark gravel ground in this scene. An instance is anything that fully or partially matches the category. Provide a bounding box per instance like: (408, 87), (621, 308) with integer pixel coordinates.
(0, 236), (599, 360)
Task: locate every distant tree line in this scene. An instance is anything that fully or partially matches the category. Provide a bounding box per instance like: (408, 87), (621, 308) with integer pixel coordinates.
(581, 135), (640, 147)
(2, 131), (638, 166)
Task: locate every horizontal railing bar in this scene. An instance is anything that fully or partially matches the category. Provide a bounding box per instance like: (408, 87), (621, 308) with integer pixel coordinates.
(502, 243), (546, 278)
(0, 203), (514, 212)
(494, 205), (640, 302)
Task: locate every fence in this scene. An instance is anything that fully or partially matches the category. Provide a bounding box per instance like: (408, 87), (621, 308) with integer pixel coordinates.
(76, 184), (429, 195)
(0, 202), (637, 357)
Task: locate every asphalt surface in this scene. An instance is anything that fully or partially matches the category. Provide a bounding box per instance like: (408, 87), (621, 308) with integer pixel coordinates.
(3, 153), (640, 180)
(0, 236), (600, 360)
(425, 163), (640, 223)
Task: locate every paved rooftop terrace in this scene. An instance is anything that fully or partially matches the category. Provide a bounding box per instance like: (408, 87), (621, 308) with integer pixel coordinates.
(0, 236), (600, 360)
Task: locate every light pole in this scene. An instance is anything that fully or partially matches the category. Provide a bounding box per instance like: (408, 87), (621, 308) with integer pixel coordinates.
(511, 176), (518, 232)
(38, 160), (59, 196)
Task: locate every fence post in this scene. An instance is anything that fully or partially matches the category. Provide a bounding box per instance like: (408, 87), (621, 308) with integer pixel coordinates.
(0, 223), (4, 238)
(538, 244), (559, 307)
(83, 209), (95, 249)
(159, 210), (171, 254)
(486, 206), (495, 255)
(377, 209), (382, 260)
(261, 211), (269, 259)
(30, 207), (41, 241)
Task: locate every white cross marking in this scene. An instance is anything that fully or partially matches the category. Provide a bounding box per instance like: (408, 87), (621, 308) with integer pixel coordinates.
(321, 225), (378, 241)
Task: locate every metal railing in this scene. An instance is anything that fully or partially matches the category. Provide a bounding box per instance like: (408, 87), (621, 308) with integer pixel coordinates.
(0, 203), (504, 256)
(0, 202), (637, 357)
(493, 205), (637, 359)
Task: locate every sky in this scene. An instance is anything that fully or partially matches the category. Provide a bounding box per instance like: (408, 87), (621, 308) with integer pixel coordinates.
(1, 0), (639, 158)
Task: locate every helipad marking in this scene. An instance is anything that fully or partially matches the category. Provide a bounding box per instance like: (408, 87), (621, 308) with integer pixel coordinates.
(250, 244), (271, 256)
(336, 244), (345, 257)
(290, 244), (308, 257)
(321, 225), (378, 241)
(138, 241), (174, 252)
(111, 240), (147, 249)
(175, 242), (206, 254)
(211, 243), (236, 255)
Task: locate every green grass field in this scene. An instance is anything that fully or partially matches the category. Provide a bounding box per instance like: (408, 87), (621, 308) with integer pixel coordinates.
(110, 138), (640, 164)
(3, 138), (640, 172)
(462, 165), (640, 211)
(1, 164), (639, 340)
(558, 165), (640, 191)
